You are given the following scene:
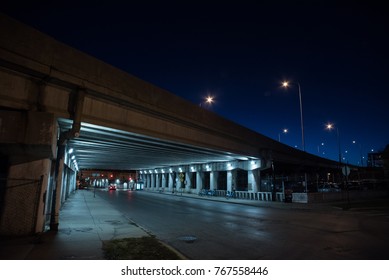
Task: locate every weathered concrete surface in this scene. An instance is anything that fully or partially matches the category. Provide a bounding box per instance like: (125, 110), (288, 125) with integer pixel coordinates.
(0, 13), (337, 167)
(0, 110), (57, 164)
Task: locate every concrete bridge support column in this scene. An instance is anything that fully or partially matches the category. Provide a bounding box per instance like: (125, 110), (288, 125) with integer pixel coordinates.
(156, 173), (161, 190)
(161, 173), (167, 189)
(148, 174), (153, 189)
(196, 172), (204, 192)
(248, 169), (260, 193)
(185, 171), (191, 192)
(168, 173), (174, 192)
(227, 170), (237, 192)
(150, 173), (155, 190)
(0, 111), (57, 235)
(210, 171), (218, 190)
(144, 174), (148, 189)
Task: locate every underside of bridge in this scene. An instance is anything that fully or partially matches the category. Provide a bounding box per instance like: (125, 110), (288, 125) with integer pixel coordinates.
(58, 118), (254, 171)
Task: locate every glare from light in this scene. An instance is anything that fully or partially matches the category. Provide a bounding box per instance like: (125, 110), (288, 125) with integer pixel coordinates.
(205, 96), (214, 104)
(326, 123), (334, 130)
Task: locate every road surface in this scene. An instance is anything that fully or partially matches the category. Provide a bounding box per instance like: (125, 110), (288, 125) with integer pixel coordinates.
(97, 190), (389, 259)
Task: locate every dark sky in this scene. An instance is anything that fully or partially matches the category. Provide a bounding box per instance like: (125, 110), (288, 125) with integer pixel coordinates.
(3, 1), (389, 165)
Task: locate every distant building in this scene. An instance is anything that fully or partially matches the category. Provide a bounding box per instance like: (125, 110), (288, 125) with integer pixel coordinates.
(79, 169), (137, 189)
(367, 152), (384, 168)
(382, 145), (389, 178)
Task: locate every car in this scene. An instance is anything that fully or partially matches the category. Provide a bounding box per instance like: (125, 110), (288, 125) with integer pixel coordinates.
(108, 184), (116, 191)
(317, 183), (341, 193)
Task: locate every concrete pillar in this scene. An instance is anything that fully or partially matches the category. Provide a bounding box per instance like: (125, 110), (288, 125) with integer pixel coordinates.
(210, 171), (219, 190)
(227, 170), (237, 192)
(196, 172), (204, 192)
(161, 173), (167, 189)
(151, 173), (155, 189)
(51, 153), (65, 230)
(144, 174), (148, 188)
(248, 169), (260, 193)
(147, 174), (152, 189)
(156, 173), (161, 189)
(185, 171), (191, 192)
(168, 173), (174, 191)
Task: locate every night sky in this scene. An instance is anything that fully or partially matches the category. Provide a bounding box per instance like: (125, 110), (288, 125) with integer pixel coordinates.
(3, 1), (389, 165)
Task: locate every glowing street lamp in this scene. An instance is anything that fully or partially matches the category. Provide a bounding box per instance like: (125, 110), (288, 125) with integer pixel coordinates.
(281, 81), (305, 152)
(200, 95), (215, 108)
(326, 122), (342, 166)
(205, 95), (214, 105)
(278, 128), (288, 142)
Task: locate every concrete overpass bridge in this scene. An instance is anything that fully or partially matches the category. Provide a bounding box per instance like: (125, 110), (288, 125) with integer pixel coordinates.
(0, 14), (338, 236)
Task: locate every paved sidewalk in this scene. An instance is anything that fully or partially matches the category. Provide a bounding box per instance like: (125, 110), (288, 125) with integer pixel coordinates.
(0, 190), (148, 260)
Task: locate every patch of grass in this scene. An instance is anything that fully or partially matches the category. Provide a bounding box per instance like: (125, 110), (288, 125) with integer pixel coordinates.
(102, 236), (182, 260)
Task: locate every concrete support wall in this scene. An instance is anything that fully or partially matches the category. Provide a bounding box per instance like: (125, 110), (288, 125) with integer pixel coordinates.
(0, 111), (58, 235)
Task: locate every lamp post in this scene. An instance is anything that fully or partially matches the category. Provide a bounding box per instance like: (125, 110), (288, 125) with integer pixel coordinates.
(282, 81), (305, 152)
(352, 140), (364, 166)
(282, 81), (307, 194)
(326, 123), (350, 205)
(317, 142), (325, 155)
(325, 123), (342, 166)
(278, 128), (288, 142)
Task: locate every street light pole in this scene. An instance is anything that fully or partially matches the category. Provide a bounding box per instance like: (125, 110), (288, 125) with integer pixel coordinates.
(282, 81), (307, 194)
(296, 82), (305, 152)
(278, 128), (288, 142)
(282, 81), (305, 152)
(326, 123), (342, 167)
(336, 127), (341, 166)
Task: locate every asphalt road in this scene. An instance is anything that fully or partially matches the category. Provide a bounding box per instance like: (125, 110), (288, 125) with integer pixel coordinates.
(97, 190), (389, 260)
